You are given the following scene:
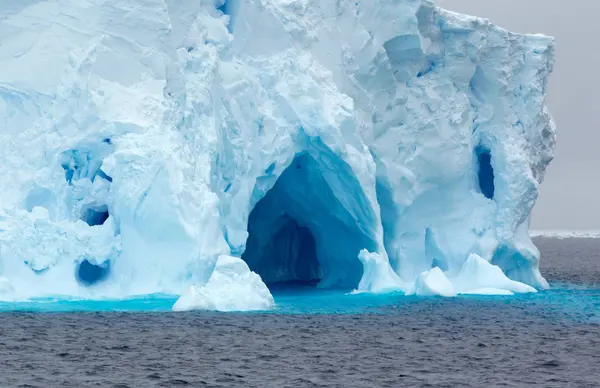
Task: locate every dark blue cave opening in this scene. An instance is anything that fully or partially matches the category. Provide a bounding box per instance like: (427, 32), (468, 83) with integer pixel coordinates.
(241, 151), (376, 289)
(476, 146), (495, 200)
(77, 259), (110, 286)
(80, 206), (110, 227)
(243, 216), (321, 287)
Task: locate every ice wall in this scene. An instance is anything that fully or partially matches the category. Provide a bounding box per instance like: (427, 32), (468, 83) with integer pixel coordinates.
(0, 0), (555, 306)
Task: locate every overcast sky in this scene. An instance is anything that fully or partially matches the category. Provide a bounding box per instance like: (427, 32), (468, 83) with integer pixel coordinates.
(438, 0), (599, 230)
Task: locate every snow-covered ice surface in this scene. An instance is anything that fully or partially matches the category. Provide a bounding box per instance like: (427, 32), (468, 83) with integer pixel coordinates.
(0, 0), (555, 311)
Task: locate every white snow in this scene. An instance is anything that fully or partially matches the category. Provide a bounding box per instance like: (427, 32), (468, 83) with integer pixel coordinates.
(0, 0), (556, 308)
(173, 255), (274, 312)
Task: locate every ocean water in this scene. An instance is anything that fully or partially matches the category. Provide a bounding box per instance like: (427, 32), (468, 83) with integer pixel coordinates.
(0, 238), (599, 387)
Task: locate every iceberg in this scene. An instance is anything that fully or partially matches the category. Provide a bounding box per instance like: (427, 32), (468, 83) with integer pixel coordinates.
(356, 249), (407, 294)
(0, 0), (555, 310)
(410, 267), (456, 297)
(173, 255), (274, 312)
(407, 253), (537, 297)
(453, 253), (537, 295)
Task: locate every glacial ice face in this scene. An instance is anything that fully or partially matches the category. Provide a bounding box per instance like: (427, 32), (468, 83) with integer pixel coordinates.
(0, 0), (555, 307)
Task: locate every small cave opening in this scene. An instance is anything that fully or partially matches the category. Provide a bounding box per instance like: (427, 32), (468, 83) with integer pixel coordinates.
(241, 149), (378, 290)
(77, 259), (110, 286)
(476, 146), (495, 200)
(80, 205), (110, 227)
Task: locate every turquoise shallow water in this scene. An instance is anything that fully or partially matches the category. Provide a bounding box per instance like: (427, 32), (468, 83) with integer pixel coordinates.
(275, 282), (600, 319)
(0, 293), (179, 313)
(1, 283), (598, 324)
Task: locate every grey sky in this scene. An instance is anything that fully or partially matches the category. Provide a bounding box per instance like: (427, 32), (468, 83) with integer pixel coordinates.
(439, 0), (599, 230)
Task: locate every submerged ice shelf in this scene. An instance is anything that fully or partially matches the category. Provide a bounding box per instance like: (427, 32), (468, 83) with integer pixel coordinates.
(0, 0), (556, 311)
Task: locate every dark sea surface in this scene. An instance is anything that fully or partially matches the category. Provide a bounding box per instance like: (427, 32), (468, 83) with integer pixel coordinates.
(0, 238), (599, 388)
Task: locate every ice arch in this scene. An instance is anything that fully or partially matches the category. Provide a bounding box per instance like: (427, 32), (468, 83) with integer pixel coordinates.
(241, 148), (379, 288)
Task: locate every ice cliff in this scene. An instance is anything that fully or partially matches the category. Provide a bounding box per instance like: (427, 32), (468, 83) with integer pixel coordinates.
(0, 0), (556, 309)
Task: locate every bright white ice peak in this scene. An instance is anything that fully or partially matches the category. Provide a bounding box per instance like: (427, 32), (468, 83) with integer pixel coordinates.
(0, 0), (555, 309)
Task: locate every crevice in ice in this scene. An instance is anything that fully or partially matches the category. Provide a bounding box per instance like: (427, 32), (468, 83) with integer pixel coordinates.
(375, 177), (397, 262)
(371, 151), (399, 267)
(475, 145), (495, 200)
(469, 66), (493, 111)
(96, 169), (113, 183)
(242, 150), (377, 288)
(217, 0), (240, 33)
(417, 60), (437, 78)
(60, 140), (114, 227)
(76, 259), (110, 286)
(425, 228), (448, 271)
(60, 143), (113, 185)
(80, 205), (110, 227)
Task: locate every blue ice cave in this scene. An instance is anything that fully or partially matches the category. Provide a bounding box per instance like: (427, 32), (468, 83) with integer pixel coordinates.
(242, 150), (378, 288)
(77, 259), (110, 286)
